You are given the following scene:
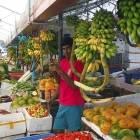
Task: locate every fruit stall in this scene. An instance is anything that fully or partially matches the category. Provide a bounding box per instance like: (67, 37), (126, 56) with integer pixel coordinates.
(0, 0), (140, 140)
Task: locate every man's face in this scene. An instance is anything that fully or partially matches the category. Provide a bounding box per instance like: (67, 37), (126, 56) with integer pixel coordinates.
(62, 45), (72, 58)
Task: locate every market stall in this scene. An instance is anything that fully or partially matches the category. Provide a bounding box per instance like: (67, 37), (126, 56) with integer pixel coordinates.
(0, 0), (140, 139)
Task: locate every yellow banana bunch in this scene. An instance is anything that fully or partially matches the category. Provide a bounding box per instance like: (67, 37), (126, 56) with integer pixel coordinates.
(87, 60), (101, 73)
(33, 43), (41, 49)
(40, 30), (55, 41)
(131, 78), (140, 85)
(19, 45), (25, 50)
(28, 49), (34, 56)
(33, 50), (41, 56)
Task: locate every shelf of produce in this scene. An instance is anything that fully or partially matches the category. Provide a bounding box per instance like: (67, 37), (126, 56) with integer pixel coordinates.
(81, 117), (114, 140)
(109, 79), (140, 93)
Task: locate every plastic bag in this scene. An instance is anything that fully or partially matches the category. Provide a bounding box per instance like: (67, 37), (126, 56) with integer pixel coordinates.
(1, 82), (14, 96)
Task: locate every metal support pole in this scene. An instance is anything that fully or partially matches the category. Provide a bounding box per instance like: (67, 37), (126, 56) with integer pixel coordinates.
(16, 45), (20, 68)
(58, 12), (63, 62)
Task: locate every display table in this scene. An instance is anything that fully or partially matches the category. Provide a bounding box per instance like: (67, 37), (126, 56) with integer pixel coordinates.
(81, 117), (114, 140)
(109, 79), (140, 96)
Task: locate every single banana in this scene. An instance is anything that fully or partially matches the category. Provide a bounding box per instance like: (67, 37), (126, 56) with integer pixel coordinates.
(100, 47), (105, 54)
(94, 53), (109, 93)
(94, 62), (99, 71)
(87, 62), (93, 73)
(95, 60), (101, 64)
(91, 97), (115, 104)
(74, 80), (95, 92)
(91, 63), (95, 72)
(133, 80), (140, 85)
(85, 76), (99, 82)
(92, 45), (97, 51)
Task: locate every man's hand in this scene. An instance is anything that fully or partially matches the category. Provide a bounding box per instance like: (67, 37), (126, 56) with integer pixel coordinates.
(49, 63), (63, 74)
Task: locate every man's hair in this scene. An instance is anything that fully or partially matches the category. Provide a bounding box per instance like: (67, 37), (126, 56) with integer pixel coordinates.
(62, 37), (73, 47)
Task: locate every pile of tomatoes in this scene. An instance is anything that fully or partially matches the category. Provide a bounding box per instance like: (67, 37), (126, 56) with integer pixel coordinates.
(43, 131), (94, 140)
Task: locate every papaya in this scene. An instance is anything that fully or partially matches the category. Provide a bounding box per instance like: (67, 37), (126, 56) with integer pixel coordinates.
(113, 104), (120, 110)
(109, 125), (122, 139)
(83, 109), (93, 117)
(117, 129), (136, 140)
(98, 116), (106, 126)
(92, 115), (102, 125)
(122, 136), (139, 140)
(98, 106), (107, 115)
(129, 118), (140, 129)
(125, 108), (138, 118)
(109, 102), (119, 109)
(104, 112), (118, 122)
(84, 111), (97, 122)
(136, 128), (140, 139)
(118, 118), (133, 129)
(124, 103), (139, 109)
(116, 106), (127, 114)
(136, 113), (140, 121)
(110, 114), (123, 125)
(99, 121), (113, 135)
(102, 108), (114, 117)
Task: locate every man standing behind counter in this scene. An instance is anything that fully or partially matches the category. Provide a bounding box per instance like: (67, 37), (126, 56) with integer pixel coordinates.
(48, 37), (85, 134)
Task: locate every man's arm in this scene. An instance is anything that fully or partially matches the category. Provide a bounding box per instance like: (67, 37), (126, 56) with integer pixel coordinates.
(60, 71), (78, 90)
(46, 86), (59, 103)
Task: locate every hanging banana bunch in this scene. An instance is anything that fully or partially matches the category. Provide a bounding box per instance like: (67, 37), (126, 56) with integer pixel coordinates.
(117, 0), (140, 47)
(69, 10), (117, 103)
(7, 45), (16, 62)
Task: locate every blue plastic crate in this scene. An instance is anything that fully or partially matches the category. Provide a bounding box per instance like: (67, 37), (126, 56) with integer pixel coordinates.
(124, 72), (140, 84)
(12, 133), (55, 140)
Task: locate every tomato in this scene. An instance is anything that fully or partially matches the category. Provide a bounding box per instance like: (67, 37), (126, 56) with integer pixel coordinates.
(42, 131), (94, 140)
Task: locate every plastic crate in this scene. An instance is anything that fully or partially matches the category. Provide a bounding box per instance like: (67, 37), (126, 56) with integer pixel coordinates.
(107, 53), (122, 65)
(124, 71), (140, 84)
(99, 66), (122, 74)
(12, 133), (55, 140)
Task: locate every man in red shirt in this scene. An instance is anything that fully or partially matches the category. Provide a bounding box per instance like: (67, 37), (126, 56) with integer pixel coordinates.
(49, 37), (85, 134)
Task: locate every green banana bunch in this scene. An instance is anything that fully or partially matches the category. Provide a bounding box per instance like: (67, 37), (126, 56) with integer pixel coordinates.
(74, 20), (93, 63)
(89, 10), (117, 59)
(117, 0), (140, 44)
(65, 15), (79, 27)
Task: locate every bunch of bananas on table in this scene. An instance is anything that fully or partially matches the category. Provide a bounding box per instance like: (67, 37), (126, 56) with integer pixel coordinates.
(131, 78), (140, 85)
(117, 0), (140, 45)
